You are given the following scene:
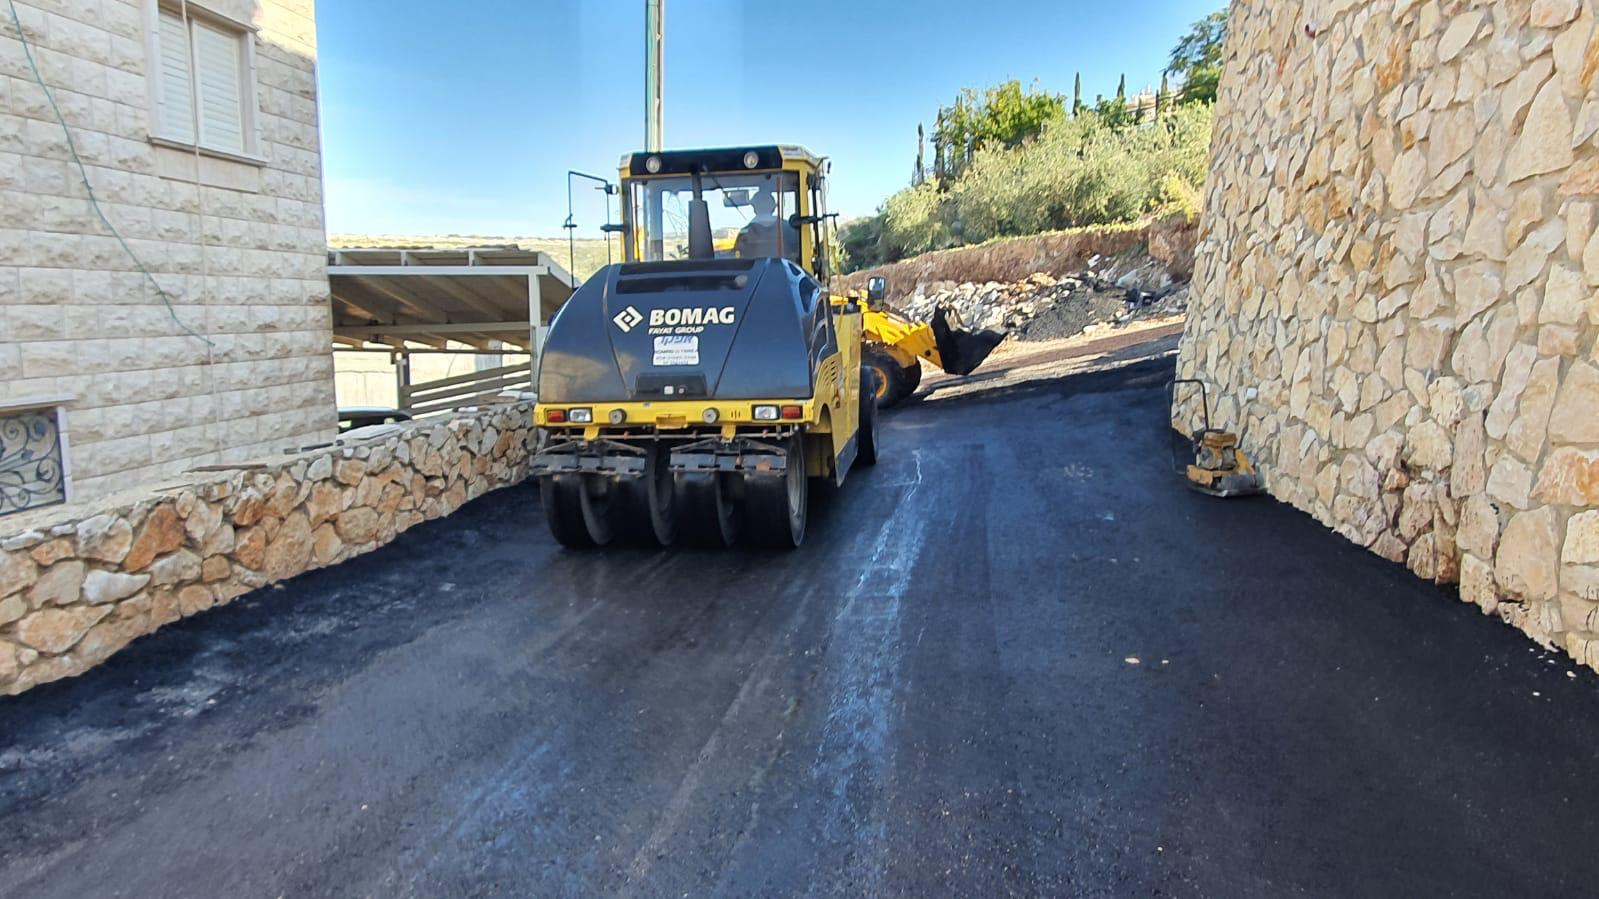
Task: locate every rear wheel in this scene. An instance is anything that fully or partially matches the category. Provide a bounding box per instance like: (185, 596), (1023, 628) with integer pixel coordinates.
(858, 367), (880, 467)
(675, 472), (742, 547)
(540, 474), (593, 548)
(577, 475), (617, 545)
(863, 347), (908, 409)
(617, 444), (676, 546)
(746, 434), (807, 549)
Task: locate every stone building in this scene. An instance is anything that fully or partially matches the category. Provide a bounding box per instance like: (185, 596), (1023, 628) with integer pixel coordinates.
(1, 0), (334, 512)
(1177, 0), (1599, 670)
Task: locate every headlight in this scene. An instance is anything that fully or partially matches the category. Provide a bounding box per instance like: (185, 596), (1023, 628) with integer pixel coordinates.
(567, 407), (594, 424)
(608, 409), (626, 424)
(702, 408), (720, 424)
(743, 151), (760, 169)
(752, 405), (779, 421)
(645, 155), (662, 173)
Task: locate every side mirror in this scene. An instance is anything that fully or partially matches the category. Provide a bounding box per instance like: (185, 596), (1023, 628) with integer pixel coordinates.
(866, 276), (887, 302)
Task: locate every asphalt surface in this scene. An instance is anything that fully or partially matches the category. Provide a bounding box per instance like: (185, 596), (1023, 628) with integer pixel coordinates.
(3, 356), (1599, 898)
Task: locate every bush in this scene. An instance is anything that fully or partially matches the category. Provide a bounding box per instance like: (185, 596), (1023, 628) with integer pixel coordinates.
(857, 103), (1213, 263)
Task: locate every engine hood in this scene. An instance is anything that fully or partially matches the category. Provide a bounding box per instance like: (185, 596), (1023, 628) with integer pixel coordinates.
(537, 258), (829, 404)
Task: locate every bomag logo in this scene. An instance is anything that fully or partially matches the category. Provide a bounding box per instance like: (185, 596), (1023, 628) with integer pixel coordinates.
(649, 307), (737, 327)
(612, 306), (644, 332)
(647, 306), (738, 336)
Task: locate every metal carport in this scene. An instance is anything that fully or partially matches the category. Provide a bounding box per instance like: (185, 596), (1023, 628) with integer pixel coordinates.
(327, 247), (575, 416)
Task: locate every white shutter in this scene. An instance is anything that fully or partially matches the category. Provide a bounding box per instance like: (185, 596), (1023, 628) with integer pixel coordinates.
(156, 10), (195, 144)
(193, 21), (245, 154)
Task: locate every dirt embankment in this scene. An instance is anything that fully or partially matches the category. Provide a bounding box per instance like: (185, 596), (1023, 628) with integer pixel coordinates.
(837, 215), (1197, 300)
(842, 216), (1197, 345)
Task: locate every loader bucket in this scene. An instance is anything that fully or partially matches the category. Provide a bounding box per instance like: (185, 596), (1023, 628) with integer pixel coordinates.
(931, 307), (1005, 377)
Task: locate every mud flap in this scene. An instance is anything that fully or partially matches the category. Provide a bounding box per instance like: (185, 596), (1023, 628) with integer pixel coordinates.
(931, 306), (1005, 377)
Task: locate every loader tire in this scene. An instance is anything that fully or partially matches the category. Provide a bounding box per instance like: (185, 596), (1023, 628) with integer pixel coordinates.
(746, 434), (807, 549)
(675, 472), (741, 547)
(540, 474), (594, 548)
(901, 358), (923, 397)
(864, 347), (908, 409)
(617, 444), (676, 547)
(857, 366), (880, 467)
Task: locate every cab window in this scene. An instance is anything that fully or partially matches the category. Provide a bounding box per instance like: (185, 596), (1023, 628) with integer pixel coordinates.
(628, 172), (801, 264)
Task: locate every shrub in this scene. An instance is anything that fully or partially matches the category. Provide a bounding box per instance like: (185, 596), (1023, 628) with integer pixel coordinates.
(860, 103), (1213, 264)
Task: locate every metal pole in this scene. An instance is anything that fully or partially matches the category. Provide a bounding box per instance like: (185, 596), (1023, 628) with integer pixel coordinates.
(645, 0), (664, 151)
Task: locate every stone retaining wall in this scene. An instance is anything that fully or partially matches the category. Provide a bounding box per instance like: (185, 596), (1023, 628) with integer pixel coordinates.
(1176, 0), (1599, 671)
(0, 403), (533, 695)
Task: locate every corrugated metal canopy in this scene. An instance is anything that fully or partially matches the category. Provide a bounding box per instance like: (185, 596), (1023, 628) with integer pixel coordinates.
(327, 246), (575, 349)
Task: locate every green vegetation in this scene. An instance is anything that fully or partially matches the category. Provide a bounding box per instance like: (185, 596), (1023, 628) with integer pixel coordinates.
(1166, 11), (1229, 104)
(932, 81), (1067, 180)
(840, 8), (1226, 273)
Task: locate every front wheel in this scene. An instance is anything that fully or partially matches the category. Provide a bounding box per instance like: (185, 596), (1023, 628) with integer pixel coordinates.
(540, 475), (593, 548)
(863, 347), (909, 409)
(617, 444), (676, 547)
(858, 366), (880, 467)
(675, 472), (742, 547)
(746, 434), (808, 549)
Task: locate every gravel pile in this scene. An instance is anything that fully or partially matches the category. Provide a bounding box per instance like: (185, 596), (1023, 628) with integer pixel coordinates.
(893, 252), (1190, 342)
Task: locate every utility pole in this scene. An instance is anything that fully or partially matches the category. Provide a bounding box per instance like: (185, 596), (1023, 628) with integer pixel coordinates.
(645, 0), (664, 151)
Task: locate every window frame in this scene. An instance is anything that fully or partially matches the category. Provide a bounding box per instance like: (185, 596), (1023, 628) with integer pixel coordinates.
(0, 397), (74, 515)
(143, 0), (265, 165)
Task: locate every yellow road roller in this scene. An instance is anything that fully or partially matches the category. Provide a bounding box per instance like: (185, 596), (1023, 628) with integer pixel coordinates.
(532, 145), (879, 549)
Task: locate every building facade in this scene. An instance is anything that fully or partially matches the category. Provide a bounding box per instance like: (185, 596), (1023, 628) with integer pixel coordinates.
(1, 0), (334, 510)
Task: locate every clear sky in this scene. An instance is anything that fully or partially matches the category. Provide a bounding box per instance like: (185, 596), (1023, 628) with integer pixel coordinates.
(315, 0), (1222, 238)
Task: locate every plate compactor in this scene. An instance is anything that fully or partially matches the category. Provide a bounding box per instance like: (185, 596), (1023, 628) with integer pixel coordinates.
(1170, 379), (1265, 499)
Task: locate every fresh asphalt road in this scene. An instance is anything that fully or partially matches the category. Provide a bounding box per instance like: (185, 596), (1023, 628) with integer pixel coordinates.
(4, 357), (1599, 898)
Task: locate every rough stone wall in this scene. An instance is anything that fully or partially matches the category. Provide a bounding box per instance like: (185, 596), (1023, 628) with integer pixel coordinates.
(0, 403), (534, 695)
(1, 0), (335, 501)
(1177, 0), (1599, 671)
(839, 217), (1198, 300)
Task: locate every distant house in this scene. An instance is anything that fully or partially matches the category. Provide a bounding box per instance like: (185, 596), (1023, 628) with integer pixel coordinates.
(0, 0), (334, 512)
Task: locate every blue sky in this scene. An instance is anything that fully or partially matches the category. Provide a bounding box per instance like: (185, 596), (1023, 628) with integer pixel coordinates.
(315, 0), (1222, 238)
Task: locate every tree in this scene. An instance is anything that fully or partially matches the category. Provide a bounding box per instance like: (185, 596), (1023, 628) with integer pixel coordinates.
(1166, 9), (1228, 103)
(914, 124), (926, 186)
(1073, 72), (1083, 118)
(932, 80), (1066, 179)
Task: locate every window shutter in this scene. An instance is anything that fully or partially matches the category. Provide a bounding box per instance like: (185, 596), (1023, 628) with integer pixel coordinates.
(193, 21), (245, 154)
(156, 10), (195, 144)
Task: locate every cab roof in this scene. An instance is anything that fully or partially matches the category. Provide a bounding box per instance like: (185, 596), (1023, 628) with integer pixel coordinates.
(620, 145), (822, 177)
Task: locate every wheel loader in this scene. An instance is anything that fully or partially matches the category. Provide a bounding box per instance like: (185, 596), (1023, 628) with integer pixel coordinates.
(856, 292), (1003, 408)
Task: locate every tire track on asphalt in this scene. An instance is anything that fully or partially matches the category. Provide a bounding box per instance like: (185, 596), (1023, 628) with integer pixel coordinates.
(802, 450), (932, 897)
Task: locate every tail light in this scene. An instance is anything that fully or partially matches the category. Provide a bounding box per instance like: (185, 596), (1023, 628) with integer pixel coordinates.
(781, 405), (804, 420)
(546, 409), (567, 423)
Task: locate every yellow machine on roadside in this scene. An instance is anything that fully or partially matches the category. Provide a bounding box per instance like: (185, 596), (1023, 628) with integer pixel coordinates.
(1170, 379), (1265, 499)
(854, 291), (1002, 408)
(534, 146), (878, 549)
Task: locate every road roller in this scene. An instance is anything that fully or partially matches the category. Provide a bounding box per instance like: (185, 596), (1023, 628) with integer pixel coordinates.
(532, 145), (879, 548)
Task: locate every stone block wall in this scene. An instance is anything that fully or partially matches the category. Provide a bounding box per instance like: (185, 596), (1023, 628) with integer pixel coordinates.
(1, 0), (336, 501)
(1177, 0), (1599, 670)
(0, 403), (534, 695)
